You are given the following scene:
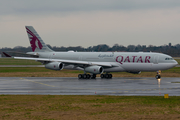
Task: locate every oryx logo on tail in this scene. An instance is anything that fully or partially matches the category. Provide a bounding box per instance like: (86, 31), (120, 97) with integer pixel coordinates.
(26, 27), (43, 52)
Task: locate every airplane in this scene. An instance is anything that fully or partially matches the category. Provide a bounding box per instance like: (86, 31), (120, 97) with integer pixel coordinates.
(12, 26), (178, 79)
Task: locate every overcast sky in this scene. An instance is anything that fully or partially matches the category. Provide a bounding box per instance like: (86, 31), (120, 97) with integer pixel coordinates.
(1, 0), (180, 48)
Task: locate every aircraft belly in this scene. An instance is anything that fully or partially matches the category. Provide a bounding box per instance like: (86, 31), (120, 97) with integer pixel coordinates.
(121, 63), (152, 71)
(151, 63), (177, 71)
(104, 66), (125, 72)
(64, 65), (83, 70)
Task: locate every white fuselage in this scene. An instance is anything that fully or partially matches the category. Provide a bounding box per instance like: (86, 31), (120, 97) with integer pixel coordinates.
(30, 51), (177, 72)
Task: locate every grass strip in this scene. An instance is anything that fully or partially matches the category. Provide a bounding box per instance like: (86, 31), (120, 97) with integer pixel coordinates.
(0, 58), (41, 65)
(0, 95), (180, 120)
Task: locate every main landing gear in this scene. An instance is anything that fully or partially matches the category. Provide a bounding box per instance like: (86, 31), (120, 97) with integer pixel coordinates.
(78, 74), (96, 79)
(78, 73), (113, 79)
(100, 74), (112, 79)
(155, 70), (161, 79)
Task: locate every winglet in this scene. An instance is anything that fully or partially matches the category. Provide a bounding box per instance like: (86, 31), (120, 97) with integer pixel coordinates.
(2, 52), (12, 57)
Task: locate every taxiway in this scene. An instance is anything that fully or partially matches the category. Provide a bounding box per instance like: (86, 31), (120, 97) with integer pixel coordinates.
(0, 77), (180, 96)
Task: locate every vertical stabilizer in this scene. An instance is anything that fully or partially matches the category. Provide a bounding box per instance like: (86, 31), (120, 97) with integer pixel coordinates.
(25, 26), (53, 52)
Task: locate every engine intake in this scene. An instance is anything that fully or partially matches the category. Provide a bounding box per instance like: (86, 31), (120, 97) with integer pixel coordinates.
(45, 62), (64, 70)
(84, 66), (104, 74)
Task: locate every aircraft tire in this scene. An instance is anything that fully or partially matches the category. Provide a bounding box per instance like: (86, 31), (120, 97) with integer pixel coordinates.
(155, 75), (161, 79)
(109, 74), (112, 79)
(105, 74), (109, 79)
(78, 74), (82, 79)
(83, 74), (87, 79)
(91, 74), (96, 79)
(87, 74), (91, 79)
(100, 74), (105, 79)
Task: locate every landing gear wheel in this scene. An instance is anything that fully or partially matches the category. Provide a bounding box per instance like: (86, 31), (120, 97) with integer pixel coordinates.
(91, 74), (96, 79)
(108, 74), (112, 79)
(104, 74), (109, 78)
(78, 74), (92, 79)
(101, 74), (113, 79)
(78, 74), (82, 79)
(87, 74), (91, 79)
(83, 74), (87, 79)
(155, 75), (161, 79)
(100, 74), (105, 79)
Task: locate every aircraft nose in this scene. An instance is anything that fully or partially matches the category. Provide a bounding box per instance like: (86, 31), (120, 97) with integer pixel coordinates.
(173, 60), (178, 67)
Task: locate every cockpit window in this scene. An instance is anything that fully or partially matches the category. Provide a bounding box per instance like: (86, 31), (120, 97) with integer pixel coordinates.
(165, 58), (174, 60)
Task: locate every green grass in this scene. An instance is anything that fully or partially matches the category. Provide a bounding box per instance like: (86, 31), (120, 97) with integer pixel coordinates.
(175, 59), (180, 64)
(0, 67), (85, 73)
(0, 58), (41, 65)
(0, 95), (180, 119)
(163, 67), (180, 73)
(0, 67), (50, 73)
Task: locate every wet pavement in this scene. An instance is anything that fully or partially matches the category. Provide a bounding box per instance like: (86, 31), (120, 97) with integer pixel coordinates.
(0, 77), (180, 96)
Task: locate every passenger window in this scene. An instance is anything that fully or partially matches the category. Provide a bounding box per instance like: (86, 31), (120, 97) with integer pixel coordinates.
(165, 58), (173, 60)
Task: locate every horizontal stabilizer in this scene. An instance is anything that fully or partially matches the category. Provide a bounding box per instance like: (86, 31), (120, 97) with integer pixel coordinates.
(2, 51), (39, 58)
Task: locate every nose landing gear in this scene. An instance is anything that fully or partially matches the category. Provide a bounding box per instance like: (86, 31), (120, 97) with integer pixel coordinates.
(155, 70), (161, 79)
(155, 70), (161, 85)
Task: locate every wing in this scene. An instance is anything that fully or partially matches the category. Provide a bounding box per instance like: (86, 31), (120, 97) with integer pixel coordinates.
(14, 57), (118, 67)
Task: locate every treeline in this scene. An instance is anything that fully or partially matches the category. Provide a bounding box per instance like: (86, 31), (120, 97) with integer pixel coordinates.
(1, 43), (180, 57)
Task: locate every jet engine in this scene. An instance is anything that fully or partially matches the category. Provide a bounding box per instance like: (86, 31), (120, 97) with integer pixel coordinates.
(45, 62), (64, 70)
(84, 66), (104, 74)
(127, 71), (141, 74)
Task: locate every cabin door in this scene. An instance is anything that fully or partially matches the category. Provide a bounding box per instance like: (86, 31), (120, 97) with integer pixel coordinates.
(153, 55), (159, 64)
